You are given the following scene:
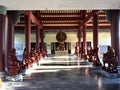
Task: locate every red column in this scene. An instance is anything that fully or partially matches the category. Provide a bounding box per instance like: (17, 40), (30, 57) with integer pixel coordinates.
(78, 28), (81, 52)
(25, 12), (31, 55)
(7, 11), (14, 61)
(40, 29), (44, 47)
(83, 25), (87, 54)
(93, 14), (98, 49)
(0, 5), (7, 77)
(39, 29), (41, 49)
(82, 11), (87, 55)
(111, 10), (120, 65)
(36, 26), (40, 49)
(36, 12), (40, 49)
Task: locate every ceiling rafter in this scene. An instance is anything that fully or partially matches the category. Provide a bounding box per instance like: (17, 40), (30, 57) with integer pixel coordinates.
(15, 10), (111, 30)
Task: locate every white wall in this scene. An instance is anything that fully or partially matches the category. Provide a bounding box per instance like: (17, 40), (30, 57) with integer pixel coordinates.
(44, 32), (78, 54)
(15, 31), (111, 55)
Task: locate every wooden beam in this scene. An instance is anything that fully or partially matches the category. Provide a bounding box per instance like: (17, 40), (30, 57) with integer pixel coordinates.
(84, 10), (100, 24)
(14, 25), (111, 30)
(40, 17), (80, 21)
(88, 21), (110, 24)
(20, 16), (80, 21)
(42, 22), (79, 24)
(25, 11), (42, 29)
(41, 13), (80, 15)
(88, 17), (108, 21)
(18, 19), (109, 25)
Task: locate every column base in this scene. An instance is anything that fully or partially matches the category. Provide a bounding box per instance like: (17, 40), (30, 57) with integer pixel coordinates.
(100, 69), (118, 78)
(6, 73), (23, 81)
(0, 72), (5, 78)
(117, 66), (120, 75)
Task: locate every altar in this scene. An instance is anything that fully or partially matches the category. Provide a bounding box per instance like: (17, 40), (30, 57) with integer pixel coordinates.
(55, 50), (68, 56)
(54, 31), (68, 56)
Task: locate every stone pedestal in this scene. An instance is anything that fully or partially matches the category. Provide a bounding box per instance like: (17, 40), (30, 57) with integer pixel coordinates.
(55, 50), (68, 56)
(100, 69), (119, 78)
(6, 74), (23, 81)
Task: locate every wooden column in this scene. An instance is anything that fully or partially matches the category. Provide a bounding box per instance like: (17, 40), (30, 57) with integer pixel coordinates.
(40, 29), (44, 47)
(36, 12), (40, 49)
(39, 29), (41, 49)
(83, 25), (87, 54)
(93, 14), (98, 49)
(111, 10), (120, 65)
(0, 5), (7, 77)
(78, 28), (81, 52)
(25, 12), (31, 55)
(7, 11), (14, 62)
(36, 26), (40, 49)
(82, 11), (87, 55)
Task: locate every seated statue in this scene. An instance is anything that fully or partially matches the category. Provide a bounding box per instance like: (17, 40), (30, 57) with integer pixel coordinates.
(74, 44), (79, 56)
(22, 48), (33, 69)
(102, 46), (118, 73)
(30, 48), (36, 63)
(87, 47), (94, 62)
(8, 48), (19, 65)
(8, 48), (21, 75)
(93, 47), (102, 66)
(41, 46), (47, 57)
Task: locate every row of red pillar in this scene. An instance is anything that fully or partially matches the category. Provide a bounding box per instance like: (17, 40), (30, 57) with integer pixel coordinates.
(77, 10), (120, 66)
(0, 7), (44, 77)
(0, 7), (120, 77)
(24, 12), (44, 56)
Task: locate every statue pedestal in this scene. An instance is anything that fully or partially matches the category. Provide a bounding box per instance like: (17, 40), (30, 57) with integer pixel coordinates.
(92, 67), (119, 78)
(100, 69), (119, 78)
(118, 66), (120, 76)
(55, 50), (68, 56)
(6, 73), (23, 81)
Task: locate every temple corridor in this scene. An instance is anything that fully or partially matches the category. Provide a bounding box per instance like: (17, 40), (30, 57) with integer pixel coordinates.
(1, 55), (120, 90)
(0, 1), (120, 90)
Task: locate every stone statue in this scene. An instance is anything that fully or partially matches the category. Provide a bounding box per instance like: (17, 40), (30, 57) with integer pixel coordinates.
(8, 48), (20, 75)
(87, 47), (94, 62)
(74, 44), (79, 56)
(93, 47), (102, 66)
(22, 48), (32, 69)
(102, 46), (118, 73)
(41, 46), (47, 57)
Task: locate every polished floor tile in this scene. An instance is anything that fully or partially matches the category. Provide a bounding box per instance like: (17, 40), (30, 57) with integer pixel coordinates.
(2, 56), (120, 90)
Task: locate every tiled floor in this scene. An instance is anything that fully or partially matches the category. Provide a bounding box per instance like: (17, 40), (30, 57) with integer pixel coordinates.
(1, 56), (120, 90)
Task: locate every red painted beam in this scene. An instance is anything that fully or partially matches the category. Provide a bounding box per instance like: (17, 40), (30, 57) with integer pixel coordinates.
(20, 16), (80, 21)
(84, 10), (100, 25)
(14, 25), (111, 30)
(88, 21), (110, 24)
(25, 11), (42, 29)
(43, 26), (79, 29)
(42, 21), (79, 24)
(18, 19), (109, 25)
(40, 13), (80, 15)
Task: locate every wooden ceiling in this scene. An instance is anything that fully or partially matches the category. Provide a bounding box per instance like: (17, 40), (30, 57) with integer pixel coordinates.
(15, 10), (111, 30)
